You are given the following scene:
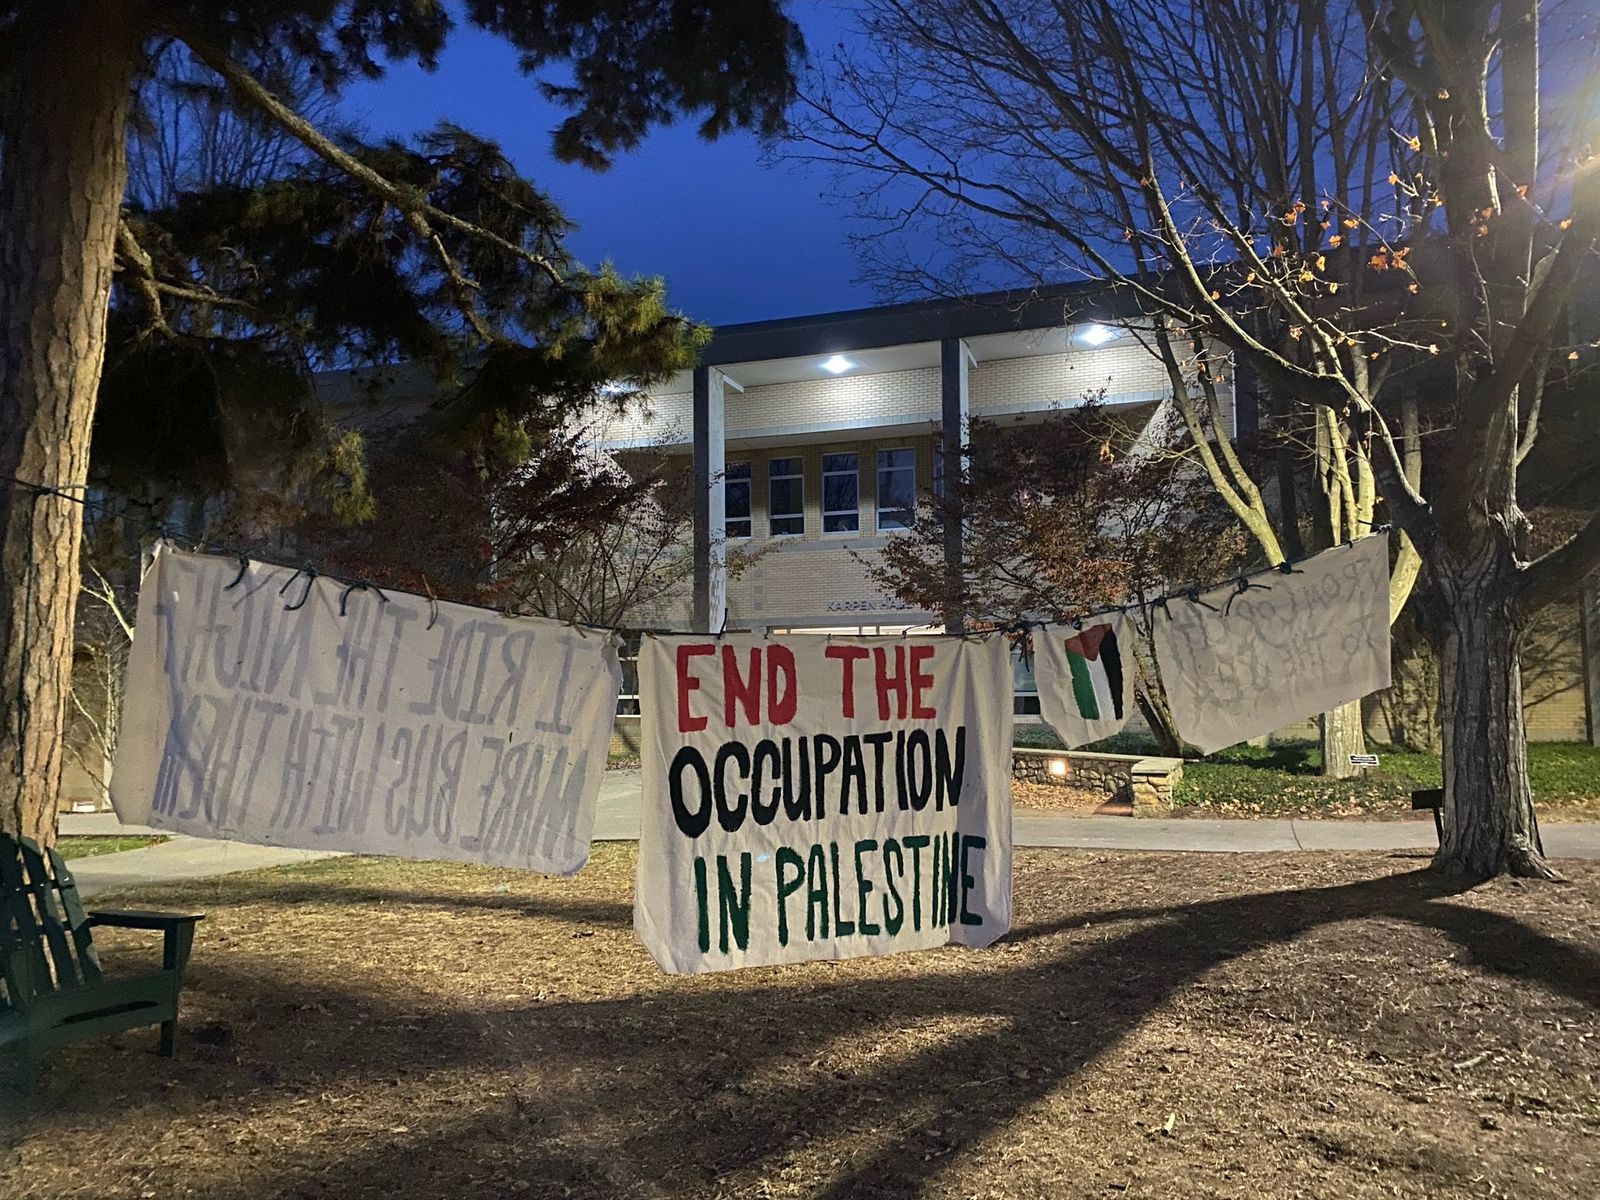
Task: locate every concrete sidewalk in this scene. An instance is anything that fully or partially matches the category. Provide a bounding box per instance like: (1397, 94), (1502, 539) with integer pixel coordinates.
(1015, 813), (1600, 857)
(65, 838), (337, 898)
(59, 811), (338, 898)
(55, 767), (1600, 899)
(591, 769), (1600, 858)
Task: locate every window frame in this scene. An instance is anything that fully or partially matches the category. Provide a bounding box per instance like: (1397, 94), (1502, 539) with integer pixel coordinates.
(876, 446), (917, 532)
(767, 455), (805, 537)
(821, 451), (861, 535)
(1011, 641), (1041, 717)
(724, 460), (752, 541)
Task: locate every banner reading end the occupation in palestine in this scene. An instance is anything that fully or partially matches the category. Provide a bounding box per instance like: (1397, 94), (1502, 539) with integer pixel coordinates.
(635, 633), (1014, 974)
(111, 543), (621, 874)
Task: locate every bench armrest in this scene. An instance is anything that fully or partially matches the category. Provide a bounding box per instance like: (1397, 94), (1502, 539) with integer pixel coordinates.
(88, 910), (204, 930)
(88, 911), (204, 978)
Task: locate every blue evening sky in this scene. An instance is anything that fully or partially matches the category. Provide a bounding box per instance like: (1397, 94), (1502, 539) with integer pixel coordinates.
(340, 2), (874, 327)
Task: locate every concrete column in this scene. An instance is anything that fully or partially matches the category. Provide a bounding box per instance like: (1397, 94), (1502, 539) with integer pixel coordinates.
(1583, 576), (1599, 747)
(1232, 346), (1261, 450)
(939, 337), (971, 633)
(691, 366), (727, 633)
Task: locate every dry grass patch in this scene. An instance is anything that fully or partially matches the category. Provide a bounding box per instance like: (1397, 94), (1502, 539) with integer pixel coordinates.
(3, 847), (1599, 1199)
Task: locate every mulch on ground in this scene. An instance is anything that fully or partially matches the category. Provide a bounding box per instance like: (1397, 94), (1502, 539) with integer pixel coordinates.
(4, 847), (1598, 1199)
(1011, 780), (1121, 813)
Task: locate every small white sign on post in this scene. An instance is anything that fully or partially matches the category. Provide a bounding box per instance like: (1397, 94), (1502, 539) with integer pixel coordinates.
(634, 633), (1014, 974)
(1350, 753), (1380, 769)
(111, 543), (621, 874)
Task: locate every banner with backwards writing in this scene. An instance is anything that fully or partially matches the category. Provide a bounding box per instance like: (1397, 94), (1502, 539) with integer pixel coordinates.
(111, 543), (621, 874)
(1151, 533), (1391, 754)
(635, 633), (1013, 974)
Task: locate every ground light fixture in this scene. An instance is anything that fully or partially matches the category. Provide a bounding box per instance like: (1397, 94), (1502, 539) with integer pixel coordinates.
(820, 354), (854, 374)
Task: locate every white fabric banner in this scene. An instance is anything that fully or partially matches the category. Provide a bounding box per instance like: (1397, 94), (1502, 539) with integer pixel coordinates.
(111, 543), (621, 874)
(1151, 534), (1392, 754)
(1034, 612), (1137, 748)
(635, 633), (1013, 974)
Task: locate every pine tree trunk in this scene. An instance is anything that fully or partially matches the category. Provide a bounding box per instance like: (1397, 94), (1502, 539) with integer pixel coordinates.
(0, 3), (140, 844)
(1319, 699), (1367, 779)
(1432, 550), (1556, 880)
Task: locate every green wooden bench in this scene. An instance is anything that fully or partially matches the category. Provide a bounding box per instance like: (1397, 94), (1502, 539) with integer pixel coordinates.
(1, 831), (203, 1074)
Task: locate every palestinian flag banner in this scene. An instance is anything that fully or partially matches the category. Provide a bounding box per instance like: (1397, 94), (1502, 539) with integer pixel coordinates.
(1035, 613), (1136, 748)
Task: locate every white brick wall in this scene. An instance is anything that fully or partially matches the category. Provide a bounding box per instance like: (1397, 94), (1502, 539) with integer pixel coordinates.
(971, 342), (1173, 413)
(727, 367), (943, 436)
(593, 390), (693, 447)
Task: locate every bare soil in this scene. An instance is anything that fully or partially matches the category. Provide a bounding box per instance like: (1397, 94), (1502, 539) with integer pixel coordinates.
(4, 847), (1599, 1199)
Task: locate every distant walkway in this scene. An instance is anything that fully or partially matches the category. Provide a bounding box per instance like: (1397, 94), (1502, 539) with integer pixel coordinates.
(61, 825), (336, 899)
(1015, 813), (1600, 857)
(593, 769), (1600, 857)
(58, 768), (1600, 898)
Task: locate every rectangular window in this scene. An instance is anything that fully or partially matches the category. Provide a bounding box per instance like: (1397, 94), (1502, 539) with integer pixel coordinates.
(821, 452), (860, 533)
(876, 447), (916, 530)
(725, 461), (751, 539)
(1012, 642), (1041, 716)
(616, 633), (642, 715)
(768, 456), (804, 536)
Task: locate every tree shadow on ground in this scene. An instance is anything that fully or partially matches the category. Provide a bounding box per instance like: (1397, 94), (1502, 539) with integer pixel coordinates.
(1206, 740), (1323, 774)
(136, 875), (636, 930)
(12, 860), (1597, 1198)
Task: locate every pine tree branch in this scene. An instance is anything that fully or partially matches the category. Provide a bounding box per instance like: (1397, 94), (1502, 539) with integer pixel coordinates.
(114, 220), (174, 338)
(184, 34), (570, 299)
(116, 219), (256, 330)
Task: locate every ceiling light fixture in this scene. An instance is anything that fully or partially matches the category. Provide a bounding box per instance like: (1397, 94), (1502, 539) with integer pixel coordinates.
(1081, 324), (1116, 346)
(820, 354), (854, 374)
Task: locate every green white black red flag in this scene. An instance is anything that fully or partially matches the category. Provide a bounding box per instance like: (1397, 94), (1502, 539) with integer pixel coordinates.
(1034, 612), (1136, 748)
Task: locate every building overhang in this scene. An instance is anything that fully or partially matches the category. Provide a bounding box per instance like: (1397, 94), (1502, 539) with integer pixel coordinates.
(650, 281), (1141, 393)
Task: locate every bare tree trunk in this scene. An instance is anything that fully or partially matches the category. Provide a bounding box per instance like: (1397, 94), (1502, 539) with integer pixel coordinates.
(1319, 699), (1367, 779)
(1432, 548), (1555, 880)
(1134, 687), (1186, 758)
(1129, 619), (1186, 756)
(0, 2), (140, 844)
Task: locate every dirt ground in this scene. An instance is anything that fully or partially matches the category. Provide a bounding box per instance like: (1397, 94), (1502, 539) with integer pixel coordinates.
(4, 847), (1598, 1199)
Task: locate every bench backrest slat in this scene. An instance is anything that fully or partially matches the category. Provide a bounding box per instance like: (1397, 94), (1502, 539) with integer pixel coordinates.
(17, 837), (87, 988)
(46, 843), (102, 984)
(0, 834), (53, 1011)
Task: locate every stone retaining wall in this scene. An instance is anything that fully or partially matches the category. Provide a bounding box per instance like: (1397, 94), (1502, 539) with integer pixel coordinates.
(1012, 747), (1183, 817)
